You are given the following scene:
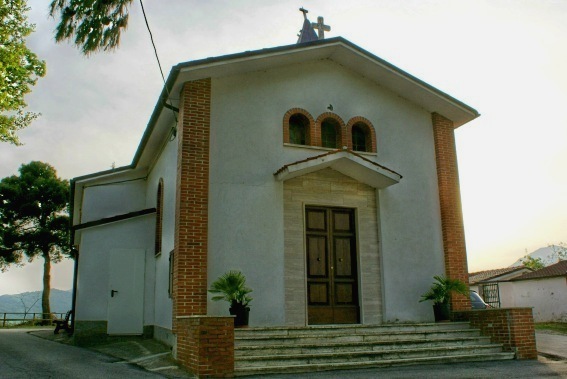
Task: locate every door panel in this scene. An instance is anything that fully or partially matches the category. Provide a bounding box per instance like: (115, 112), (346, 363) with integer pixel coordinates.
(335, 283), (354, 303)
(333, 211), (351, 231)
(107, 249), (145, 335)
(307, 236), (327, 277)
(308, 283), (329, 304)
(306, 207), (359, 324)
(334, 238), (352, 277)
(306, 209), (326, 230)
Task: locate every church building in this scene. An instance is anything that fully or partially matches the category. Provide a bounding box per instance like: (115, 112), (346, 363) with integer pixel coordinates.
(70, 11), (478, 360)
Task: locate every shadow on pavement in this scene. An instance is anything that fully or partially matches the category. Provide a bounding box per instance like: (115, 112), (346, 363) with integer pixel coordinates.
(30, 328), (194, 378)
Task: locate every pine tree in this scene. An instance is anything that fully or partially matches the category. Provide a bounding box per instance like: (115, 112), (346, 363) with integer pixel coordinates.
(0, 162), (71, 323)
(49, 0), (133, 54)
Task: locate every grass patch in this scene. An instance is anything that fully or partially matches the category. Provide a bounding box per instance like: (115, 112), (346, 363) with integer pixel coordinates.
(535, 322), (567, 334)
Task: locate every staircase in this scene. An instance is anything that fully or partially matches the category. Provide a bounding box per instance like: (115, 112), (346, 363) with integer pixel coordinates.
(234, 322), (515, 376)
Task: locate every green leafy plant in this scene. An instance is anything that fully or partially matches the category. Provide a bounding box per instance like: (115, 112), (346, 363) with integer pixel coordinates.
(520, 255), (544, 270)
(209, 270), (252, 308)
(420, 275), (468, 305)
(0, 0), (46, 145)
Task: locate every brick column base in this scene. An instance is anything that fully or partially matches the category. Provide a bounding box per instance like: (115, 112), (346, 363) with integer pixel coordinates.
(176, 316), (235, 378)
(453, 308), (537, 359)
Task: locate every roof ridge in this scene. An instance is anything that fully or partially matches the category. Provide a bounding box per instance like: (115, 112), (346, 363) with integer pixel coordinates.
(511, 260), (567, 280)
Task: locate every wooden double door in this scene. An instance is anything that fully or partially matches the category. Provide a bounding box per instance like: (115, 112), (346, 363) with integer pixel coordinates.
(306, 206), (360, 324)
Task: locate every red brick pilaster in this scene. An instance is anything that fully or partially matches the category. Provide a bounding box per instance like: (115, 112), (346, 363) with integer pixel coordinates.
(173, 79), (211, 330)
(177, 316), (235, 377)
(453, 308), (537, 359)
(432, 112), (470, 310)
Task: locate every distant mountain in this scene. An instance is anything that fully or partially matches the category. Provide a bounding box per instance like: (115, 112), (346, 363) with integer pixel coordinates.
(0, 289), (72, 314)
(510, 245), (566, 267)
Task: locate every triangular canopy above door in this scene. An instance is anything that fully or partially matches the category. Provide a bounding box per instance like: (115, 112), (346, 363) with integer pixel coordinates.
(274, 149), (402, 189)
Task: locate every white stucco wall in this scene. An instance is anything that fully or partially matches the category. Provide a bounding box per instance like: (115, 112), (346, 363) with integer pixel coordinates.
(499, 278), (567, 322)
(75, 134), (176, 333)
(145, 136), (178, 330)
(75, 216), (155, 324)
(206, 59), (444, 324)
(81, 179), (147, 223)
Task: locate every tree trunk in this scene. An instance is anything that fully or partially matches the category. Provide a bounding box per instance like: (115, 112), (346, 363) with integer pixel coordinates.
(41, 253), (51, 325)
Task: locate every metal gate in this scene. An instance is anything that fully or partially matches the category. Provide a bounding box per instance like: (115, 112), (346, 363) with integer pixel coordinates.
(480, 282), (500, 308)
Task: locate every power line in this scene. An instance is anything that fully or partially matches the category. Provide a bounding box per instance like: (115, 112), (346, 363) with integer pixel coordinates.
(138, 0), (178, 135)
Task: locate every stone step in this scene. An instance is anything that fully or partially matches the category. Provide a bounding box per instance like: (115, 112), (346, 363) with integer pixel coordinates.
(233, 323), (513, 376)
(235, 336), (493, 357)
(234, 352), (516, 377)
(234, 322), (471, 338)
(235, 328), (481, 346)
(235, 344), (505, 369)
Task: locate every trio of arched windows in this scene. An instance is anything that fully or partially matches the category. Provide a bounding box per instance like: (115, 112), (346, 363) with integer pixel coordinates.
(284, 108), (376, 153)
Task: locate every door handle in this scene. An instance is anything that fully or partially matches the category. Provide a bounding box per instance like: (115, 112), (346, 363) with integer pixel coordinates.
(111, 290), (119, 297)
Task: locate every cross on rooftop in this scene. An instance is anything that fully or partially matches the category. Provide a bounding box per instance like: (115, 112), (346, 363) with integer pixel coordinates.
(312, 16), (331, 39)
(299, 7), (308, 19)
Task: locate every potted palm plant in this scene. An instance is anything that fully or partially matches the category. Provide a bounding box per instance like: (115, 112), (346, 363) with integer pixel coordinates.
(209, 270), (253, 327)
(420, 275), (468, 322)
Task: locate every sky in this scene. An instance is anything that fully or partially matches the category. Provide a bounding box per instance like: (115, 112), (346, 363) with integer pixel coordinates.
(1, 0), (566, 295)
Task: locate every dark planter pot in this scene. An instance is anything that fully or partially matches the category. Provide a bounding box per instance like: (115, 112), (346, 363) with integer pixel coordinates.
(433, 302), (451, 322)
(229, 304), (250, 327)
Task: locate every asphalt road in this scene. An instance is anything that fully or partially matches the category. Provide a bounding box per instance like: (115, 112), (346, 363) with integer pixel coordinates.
(537, 331), (567, 360)
(0, 329), (163, 379)
(2, 328), (567, 379)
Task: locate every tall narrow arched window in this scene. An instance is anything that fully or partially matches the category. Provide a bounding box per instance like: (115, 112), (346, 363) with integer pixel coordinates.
(155, 179), (164, 255)
(352, 123), (369, 152)
(289, 114), (309, 145)
(321, 118), (339, 148)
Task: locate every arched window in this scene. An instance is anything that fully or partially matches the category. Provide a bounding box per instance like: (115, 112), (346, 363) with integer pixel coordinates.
(289, 113), (309, 145)
(347, 117), (376, 153)
(321, 118), (340, 148)
(155, 179), (164, 255)
(352, 123), (369, 152)
(284, 109), (314, 145)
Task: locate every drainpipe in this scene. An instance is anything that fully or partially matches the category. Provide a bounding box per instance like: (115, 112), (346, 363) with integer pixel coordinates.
(69, 179), (78, 334)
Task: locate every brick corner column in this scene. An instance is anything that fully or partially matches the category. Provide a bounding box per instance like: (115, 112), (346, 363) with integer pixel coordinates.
(173, 78), (212, 330)
(176, 316), (235, 378)
(432, 112), (471, 310)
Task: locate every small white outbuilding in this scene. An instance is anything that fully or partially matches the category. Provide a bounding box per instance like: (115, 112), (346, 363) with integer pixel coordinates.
(499, 260), (567, 322)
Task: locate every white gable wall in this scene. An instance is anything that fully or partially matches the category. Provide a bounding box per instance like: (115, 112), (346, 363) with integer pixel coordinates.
(75, 133), (177, 340)
(207, 59), (444, 324)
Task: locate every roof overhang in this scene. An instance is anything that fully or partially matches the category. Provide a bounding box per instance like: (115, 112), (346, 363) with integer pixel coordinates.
(275, 149), (402, 189)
